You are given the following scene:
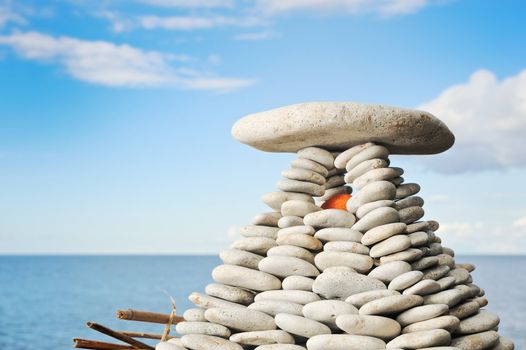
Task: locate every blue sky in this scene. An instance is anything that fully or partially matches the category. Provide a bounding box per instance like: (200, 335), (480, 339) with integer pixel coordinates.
(1, 0), (525, 254)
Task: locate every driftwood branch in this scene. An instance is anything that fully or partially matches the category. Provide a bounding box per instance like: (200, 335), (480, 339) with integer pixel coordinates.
(73, 338), (141, 350)
(86, 322), (154, 350)
(119, 331), (175, 340)
(116, 309), (183, 325)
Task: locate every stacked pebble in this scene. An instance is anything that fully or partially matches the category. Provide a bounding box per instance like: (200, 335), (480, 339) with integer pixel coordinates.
(157, 143), (514, 350)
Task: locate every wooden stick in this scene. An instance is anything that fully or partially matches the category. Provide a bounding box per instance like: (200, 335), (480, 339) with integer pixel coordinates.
(73, 338), (141, 350)
(119, 331), (175, 340)
(116, 309), (183, 325)
(86, 322), (154, 350)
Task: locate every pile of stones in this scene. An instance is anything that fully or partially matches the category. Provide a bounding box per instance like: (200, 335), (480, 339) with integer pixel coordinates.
(157, 103), (514, 350)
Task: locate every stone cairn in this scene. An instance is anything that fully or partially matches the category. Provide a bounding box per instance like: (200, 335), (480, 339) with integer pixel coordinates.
(157, 102), (515, 350)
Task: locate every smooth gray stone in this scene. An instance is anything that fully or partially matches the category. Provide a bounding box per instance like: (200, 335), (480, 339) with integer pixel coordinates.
(402, 315), (460, 333)
(315, 228), (363, 242)
(255, 290), (320, 305)
(281, 200), (321, 217)
(359, 295), (423, 316)
(390, 175), (404, 185)
(423, 289), (464, 307)
(297, 147), (335, 169)
(345, 158), (389, 183)
(313, 268), (385, 300)
(403, 279), (441, 296)
(277, 225), (315, 237)
(353, 167), (404, 190)
(267, 245), (315, 264)
(457, 311), (500, 335)
(205, 307), (276, 332)
(345, 145), (390, 171)
(386, 329), (451, 349)
(448, 268), (471, 284)
(324, 241), (370, 254)
(231, 237), (277, 255)
(327, 164), (344, 176)
(422, 264), (451, 280)
(437, 276), (457, 291)
(248, 300), (304, 317)
(240, 225), (280, 239)
(229, 330), (295, 346)
(406, 221), (429, 233)
(411, 256), (439, 271)
(205, 283), (255, 305)
(356, 199), (396, 219)
(449, 300), (480, 319)
(220, 249), (263, 269)
(429, 242), (444, 255)
(380, 248), (424, 264)
(398, 206), (425, 224)
(304, 209), (356, 228)
(276, 234), (323, 250)
(252, 212), (282, 227)
(396, 304), (449, 326)
(282, 276), (314, 291)
(351, 207), (399, 233)
(307, 334), (386, 350)
(156, 341), (186, 350)
(291, 158), (329, 177)
(408, 231), (429, 247)
(274, 313), (331, 338)
(437, 253), (456, 268)
(368, 261), (412, 283)
(184, 308), (206, 322)
(212, 265), (281, 291)
(255, 345), (306, 350)
(325, 175), (345, 189)
(181, 334), (243, 350)
(262, 191), (314, 211)
(334, 143), (375, 169)
(395, 183), (421, 199)
(282, 168), (326, 185)
(176, 321), (231, 337)
(490, 336), (515, 350)
(450, 331), (500, 349)
(347, 181), (397, 213)
(259, 256), (319, 278)
(314, 251), (373, 273)
(336, 314), (401, 340)
(388, 270), (423, 291)
(346, 289), (400, 308)
(319, 185), (352, 201)
(456, 263), (476, 272)
(443, 246), (455, 256)
(428, 220), (440, 231)
(189, 292), (246, 310)
(395, 196), (424, 210)
(278, 216), (304, 228)
(370, 235), (411, 258)
(303, 300), (358, 328)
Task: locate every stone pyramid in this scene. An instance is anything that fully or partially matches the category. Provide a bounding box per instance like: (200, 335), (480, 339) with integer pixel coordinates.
(157, 102), (514, 350)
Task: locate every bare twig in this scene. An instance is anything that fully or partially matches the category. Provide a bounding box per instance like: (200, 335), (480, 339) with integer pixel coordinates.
(73, 338), (141, 350)
(86, 322), (154, 350)
(116, 309), (183, 325)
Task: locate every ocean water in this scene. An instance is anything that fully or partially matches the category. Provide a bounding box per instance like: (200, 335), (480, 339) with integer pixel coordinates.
(0, 255), (524, 349)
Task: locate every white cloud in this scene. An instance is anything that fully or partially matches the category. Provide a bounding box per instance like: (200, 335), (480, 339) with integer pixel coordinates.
(233, 30), (278, 41)
(137, 0), (234, 8)
(256, 0), (433, 16)
(0, 31), (254, 91)
(0, 2), (26, 27)
(138, 15), (265, 31)
(514, 217), (526, 229)
(418, 69), (526, 173)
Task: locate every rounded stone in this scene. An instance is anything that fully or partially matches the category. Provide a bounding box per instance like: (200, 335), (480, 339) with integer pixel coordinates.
(403, 279), (441, 296)
(314, 251), (373, 273)
(302, 300), (358, 327)
(334, 142), (375, 169)
(276, 234), (323, 250)
(176, 321), (231, 337)
(402, 315), (460, 333)
(491, 336), (515, 350)
(324, 241), (370, 254)
(356, 199), (396, 219)
(156, 341), (186, 350)
(325, 175), (345, 189)
(368, 261), (412, 283)
(406, 221), (429, 233)
(312, 268), (386, 300)
(184, 308), (206, 322)
(353, 167), (404, 190)
(422, 265), (451, 280)
(395, 196), (424, 210)
(255, 290), (320, 305)
(205, 308), (276, 332)
(248, 300), (304, 317)
(205, 283), (255, 305)
(396, 304), (449, 326)
(380, 248), (424, 264)
(274, 313), (331, 338)
(262, 191), (314, 211)
(351, 207), (400, 233)
(282, 275), (314, 291)
(347, 181), (397, 213)
(423, 289), (464, 307)
(386, 329), (451, 349)
(388, 270), (423, 291)
(291, 158), (329, 177)
(189, 292), (246, 310)
(320, 186), (352, 201)
(231, 237), (277, 255)
(297, 147), (335, 169)
(281, 200), (321, 217)
(359, 295), (423, 316)
(411, 256), (439, 271)
(181, 334), (243, 350)
(282, 168), (326, 185)
(346, 289), (400, 308)
(345, 145), (390, 171)
(345, 158), (390, 183)
(229, 330), (295, 346)
(398, 206), (425, 224)
(395, 183), (421, 199)
(240, 225), (280, 239)
(252, 212), (282, 227)
(255, 345), (306, 350)
(449, 300), (480, 319)
(448, 268), (471, 285)
(277, 225), (316, 238)
(219, 249), (263, 270)
(370, 235), (412, 258)
(267, 245), (315, 264)
(457, 311), (500, 335)
(304, 209), (356, 228)
(408, 231), (430, 247)
(306, 334), (386, 350)
(212, 265), (281, 291)
(315, 228), (363, 242)
(336, 314), (401, 340)
(450, 331), (500, 349)
(278, 216), (304, 228)
(361, 222), (407, 245)
(259, 256), (320, 278)
(277, 179), (325, 197)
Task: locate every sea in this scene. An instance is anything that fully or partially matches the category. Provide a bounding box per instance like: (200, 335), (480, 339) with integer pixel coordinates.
(0, 255), (524, 349)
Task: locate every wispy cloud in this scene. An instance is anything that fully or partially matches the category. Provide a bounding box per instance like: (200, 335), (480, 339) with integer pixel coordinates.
(418, 69), (526, 173)
(137, 0), (234, 8)
(137, 15), (265, 31)
(514, 217), (526, 229)
(233, 30), (278, 41)
(0, 31), (254, 91)
(0, 1), (26, 28)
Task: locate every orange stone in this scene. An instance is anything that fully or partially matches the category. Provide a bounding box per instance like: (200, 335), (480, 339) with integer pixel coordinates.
(321, 193), (352, 211)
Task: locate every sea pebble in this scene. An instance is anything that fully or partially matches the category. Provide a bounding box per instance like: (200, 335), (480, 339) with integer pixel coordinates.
(325, 175), (345, 189)
(423, 289), (464, 307)
(281, 200), (321, 217)
(346, 289), (400, 308)
(248, 300), (304, 317)
(403, 279), (441, 296)
(362, 222), (406, 245)
(156, 341), (186, 350)
(490, 336), (515, 350)
(411, 256), (439, 271)
(345, 145), (390, 171)
(368, 261), (412, 283)
(396, 304), (449, 326)
(380, 248), (424, 264)
(320, 186), (352, 201)
(353, 167), (403, 189)
(324, 241), (370, 254)
(219, 249), (263, 270)
(297, 147), (335, 169)
(282, 168), (326, 185)
(351, 207), (399, 233)
(231, 237), (277, 255)
(274, 313), (331, 338)
(255, 290), (320, 305)
(422, 265), (451, 280)
(189, 292), (245, 310)
(395, 183), (421, 199)
(406, 221), (429, 233)
(229, 330), (295, 346)
(306, 334), (386, 350)
(456, 311), (500, 335)
(276, 234), (323, 250)
(277, 225), (315, 237)
(303, 209), (356, 228)
(267, 245), (315, 264)
(291, 158), (329, 177)
(282, 276), (314, 291)
(252, 212), (282, 226)
(345, 158), (389, 183)
(394, 196), (424, 210)
(456, 263), (476, 272)
(278, 216), (304, 228)
(181, 334), (242, 350)
(302, 300), (358, 328)
(314, 251), (373, 273)
(449, 300), (480, 319)
(443, 247), (455, 256)
(450, 331), (500, 349)
(176, 321), (231, 337)
(356, 199), (396, 219)
(262, 192), (314, 211)
(336, 314), (401, 340)
(346, 181), (397, 213)
(448, 268), (471, 285)
(334, 143), (375, 169)
(408, 231), (429, 247)
(184, 308), (206, 322)
(437, 254), (456, 269)
(277, 178), (325, 197)
(402, 315), (460, 333)
(390, 176), (404, 186)
(312, 268), (385, 300)
(388, 270), (423, 291)
(386, 329), (451, 349)
(370, 235), (411, 258)
(315, 228), (363, 242)
(398, 206), (425, 224)
(205, 307), (276, 332)
(255, 345), (306, 350)
(212, 265), (281, 291)
(259, 256), (319, 278)
(359, 295), (423, 315)
(205, 283), (255, 305)
(238, 225), (278, 240)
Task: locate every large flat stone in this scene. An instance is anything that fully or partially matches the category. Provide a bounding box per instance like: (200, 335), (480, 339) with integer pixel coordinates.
(232, 102), (454, 154)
